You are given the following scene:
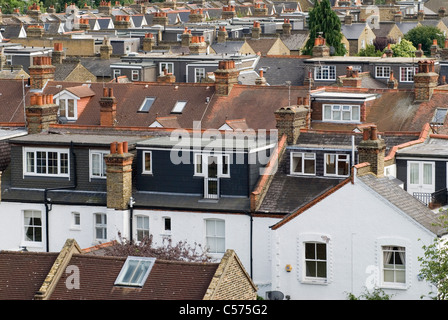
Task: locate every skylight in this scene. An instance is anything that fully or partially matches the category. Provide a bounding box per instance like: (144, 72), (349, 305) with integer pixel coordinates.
(171, 101), (187, 114)
(138, 97), (156, 113)
(114, 256), (156, 287)
(432, 108), (448, 125)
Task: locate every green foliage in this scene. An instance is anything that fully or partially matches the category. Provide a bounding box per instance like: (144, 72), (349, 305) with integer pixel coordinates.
(346, 287), (393, 300)
(404, 25), (445, 55)
(389, 39), (416, 57)
(356, 44), (382, 57)
(418, 213), (448, 300)
(303, 0), (346, 56)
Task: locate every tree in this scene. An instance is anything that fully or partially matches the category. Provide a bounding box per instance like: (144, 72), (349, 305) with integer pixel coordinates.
(303, 0), (346, 56)
(356, 44), (382, 57)
(405, 25), (445, 55)
(388, 39), (416, 57)
(346, 287), (393, 300)
(101, 233), (212, 263)
(418, 213), (448, 300)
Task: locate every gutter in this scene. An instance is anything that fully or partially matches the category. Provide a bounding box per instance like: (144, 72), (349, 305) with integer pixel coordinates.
(43, 141), (78, 252)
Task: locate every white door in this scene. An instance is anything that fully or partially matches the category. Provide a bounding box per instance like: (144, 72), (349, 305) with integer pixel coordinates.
(407, 161), (435, 197)
(204, 155), (219, 199)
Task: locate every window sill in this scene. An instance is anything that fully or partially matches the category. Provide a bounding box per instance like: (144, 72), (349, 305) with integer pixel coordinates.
(380, 283), (407, 290)
(300, 278), (328, 286)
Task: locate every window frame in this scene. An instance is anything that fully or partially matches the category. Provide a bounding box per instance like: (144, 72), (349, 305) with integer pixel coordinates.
(131, 69), (140, 81)
(94, 213), (107, 242)
(205, 218), (225, 254)
(399, 66), (417, 83)
(194, 67), (206, 83)
(314, 65), (336, 81)
(114, 256), (156, 287)
(304, 241), (328, 282)
(23, 147), (70, 178)
(142, 150), (153, 174)
(89, 149), (109, 180)
(71, 211), (81, 230)
(159, 62), (174, 75)
(381, 246), (406, 288)
(194, 153), (230, 178)
(135, 215), (150, 242)
(23, 210), (43, 244)
(375, 66), (391, 79)
(138, 97), (156, 113)
(324, 153), (350, 177)
(290, 152), (316, 176)
(322, 104), (360, 122)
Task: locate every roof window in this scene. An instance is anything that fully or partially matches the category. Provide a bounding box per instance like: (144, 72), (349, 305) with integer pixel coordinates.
(431, 108), (448, 125)
(138, 97), (156, 113)
(171, 101), (187, 114)
(114, 256), (156, 287)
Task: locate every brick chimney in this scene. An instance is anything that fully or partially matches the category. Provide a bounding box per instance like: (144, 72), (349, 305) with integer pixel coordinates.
(28, 3), (42, 22)
(387, 70), (398, 89)
(414, 60), (439, 101)
(28, 56), (55, 90)
(357, 125), (386, 177)
(104, 141), (134, 210)
(52, 43), (65, 64)
(417, 10), (424, 21)
(217, 26), (228, 43)
(181, 27), (192, 47)
(27, 25), (44, 38)
(342, 66), (362, 88)
(415, 43), (424, 58)
(157, 69), (176, 83)
(189, 9), (205, 23)
(384, 43), (393, 57)
(252, 21), (261, 39)
(100, 87), (117, 126)
(255, 69), (267, 86)
(344, 11), (353, 25)
(274, 97), (310, 144)
(214, 60), (240, 96)
(312, 35), (330, 57)
(439, 7), (447, 18)
(153, 11), (168, 26)
(441, 39), (448, 60)
(100, 36), (113, 60)
(189, 35), (207, 55)
(98, 1), (112, 15)
(394, 11), (403, 23)
(114, 15), (131, 29)
(430, 39), (439, 57)
(282, 19), (292, 36)
(78, 18), (90, 31)
(142, 33), (155, 52)
(253, 3), (268, 16)
(221, 5), (236, 19)
(25, 93), (58, 134)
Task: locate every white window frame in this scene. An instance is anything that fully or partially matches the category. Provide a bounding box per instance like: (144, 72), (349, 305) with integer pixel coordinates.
(94, 213), (107, 241)
(375, 66), (391, 79)
(23, 147), (70, 177)
(194, 67), (206, 83)
(138, 97), (156, 113)
(71, 211), (81, 230)
(290, 152), (316, 176)
(314, 65), (336, 81)
(304, 241), (328, 282)
(89, 150), (109, 180)
(324, 153), (350, 177)
(114, 256), (156, 287)
(131, 69), (139, 81)
(113, 69), (121, 78)
(193, 153), (230, 178)
(381, 246), (406, 288)
(23, 210), (43, 245)
(323, 104), (360, 122)
(205, 218), (225, 254)
(159, 62), (174, 75)
(163, 217), (172, 233)
(142, 150), (152, 174)
(400, 67), (417, 83)
(135, 215), (150, 241)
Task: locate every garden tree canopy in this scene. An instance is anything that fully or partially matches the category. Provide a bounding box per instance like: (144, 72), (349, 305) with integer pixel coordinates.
(389, 39), (416, 57)
(405, 25), (445, 55)
(303, 0), (346, 56)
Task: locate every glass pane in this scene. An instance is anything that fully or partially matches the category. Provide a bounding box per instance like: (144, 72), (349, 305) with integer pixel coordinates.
(121, 260), (138, 283)
(338, 158), (349, 176)
(305, 243), (315, 259)
(423, 163), (432, 185)
(196, 154), (202, 174)
(316, 243), (326, 260)
(332, 109), (341, 120)
(305, 261), (316, 277)
(384, 270), (394, 282)
(410, 163), (419, 184)
(68, 100), (75, 118)
(47, 152), (58, 174)
(316, 261), (327, 278)
(144, 152), (151, 172)
(292, 155), (302, 173)
(60, 153), (69, 174)
(36, 151), (46, 174)
(26, 152), (35, 173)
(222, 155), (229, 175)
(352, 106), (360, 121)
(216, 238), (225, 253)
(396, 270), (406, 283)
(92, 153), (100, 176)
(164, 218), (171, 231)
(59, 99), (66, 117)
(208, 156), (218, 178)
(216, 220), (225, 237)
(304, 159), (315, 174)
(326, 154), (336, 174)
(324, 105), (331, 120)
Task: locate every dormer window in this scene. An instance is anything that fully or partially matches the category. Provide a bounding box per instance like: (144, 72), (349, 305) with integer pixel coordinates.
(114, 256), (156, 287)
(323, 104), (360, 122)
(290, 152), (315, 175)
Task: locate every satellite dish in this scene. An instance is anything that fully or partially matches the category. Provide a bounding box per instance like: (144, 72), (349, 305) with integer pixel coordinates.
(266, 291), (284, 300)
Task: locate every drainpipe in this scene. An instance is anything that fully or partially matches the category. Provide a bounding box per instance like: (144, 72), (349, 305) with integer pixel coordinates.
(245, 210), (253, 279)
(129, 196), (135, 242)
(44, 141), (77, 252)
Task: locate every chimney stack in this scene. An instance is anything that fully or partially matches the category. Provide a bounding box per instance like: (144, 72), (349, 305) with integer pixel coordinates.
(431, 39), (440, 57)
(189, 35), (207, 55)
(282, 19), (292, 36)
(28, 56), (55, 90)
(52, 43), (65, 64)
(252, 21), (261, 39)
(26, 25), (44, 38)
(142, 33), (155, 52)
(415, 43), (424, 58)
(189, 9), (205, 23)
(100, 87), (117, 126)
(357, 125), (386, 177)
(98, 1), (112, 15)
(153, 11), (168, 26)
(157, 69), (176, 83)
(214, 60), (240, 96)
(255, 69), (267, 86)
(25, 93), (59, 134)
(221, 5), (236, 19)
(181, 27), (192, 47)
(414, 60), (439, 101)
(342, 66), (362, 88)
(217, 26), (228, 43)
(100, 36), (113, 60)
(114, 15), (131, 29)
(104, 141), (134, 210)
(274, 98), (310, 144)
(312, 35), (330, 57)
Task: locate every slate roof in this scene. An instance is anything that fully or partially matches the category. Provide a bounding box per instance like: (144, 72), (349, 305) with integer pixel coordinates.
(0, 251), (58, 300)
(256, 56), (307, 86)
(211, 41), (247, 54)
(341, 23), (370, 39)
(49, 254), (219, 300)
(357, 174), (444, 236)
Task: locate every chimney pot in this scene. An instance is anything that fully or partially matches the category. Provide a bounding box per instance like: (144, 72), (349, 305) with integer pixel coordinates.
(117, 142), (123, 154)
(110, 142), (117, 154)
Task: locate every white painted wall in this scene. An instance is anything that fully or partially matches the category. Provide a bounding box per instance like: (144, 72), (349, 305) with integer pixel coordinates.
(270, 179), (437, 300)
